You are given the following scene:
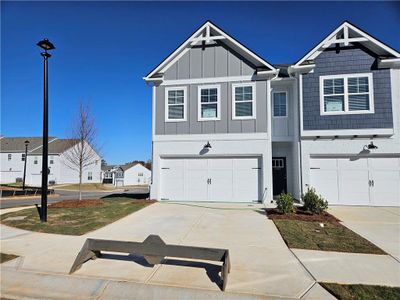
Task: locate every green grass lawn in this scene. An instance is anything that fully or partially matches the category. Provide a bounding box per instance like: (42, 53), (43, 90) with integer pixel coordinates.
(273, 219), (385, 254)
(54, 183), (117, 191)
(0, 253), (19, 263)
(321, 282), (400, 300)
(0, 197), (153, 235)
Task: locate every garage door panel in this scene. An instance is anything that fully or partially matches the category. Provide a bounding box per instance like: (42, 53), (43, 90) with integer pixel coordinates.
(310, 169), (339, 204)
(310, 157), (400, 207)
(209, 169), (233, 201)
(186, 169), (208, 201)
(370, 170), (400, 206)
(339, 170), (370, 205)
(233, 168), (260, 202)
(161, 157), (261, 202)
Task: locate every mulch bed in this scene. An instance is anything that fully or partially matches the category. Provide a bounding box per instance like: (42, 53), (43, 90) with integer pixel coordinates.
(266, 207), (340, 223)
(49, 199), (105, 208)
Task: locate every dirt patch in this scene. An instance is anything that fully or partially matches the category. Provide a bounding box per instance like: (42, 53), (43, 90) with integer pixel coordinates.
(129, 199), (157, 205)
(49, 199), (105, 208)
(266, 207), (340, 223)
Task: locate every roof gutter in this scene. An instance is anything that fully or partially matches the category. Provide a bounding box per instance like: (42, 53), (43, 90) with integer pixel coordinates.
(378, 58), (400, 69)
(288, 64), (316, 75)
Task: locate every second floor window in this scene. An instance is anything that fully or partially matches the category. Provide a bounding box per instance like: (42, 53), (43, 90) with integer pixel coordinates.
(273, 92), (287, 117)
(198, 85), (220, 121)
(34, 157), (38, 164)
(233, 83), (256, 119)
(8, 154), (12, 161)
(49, 156), (54, 164)
(165, 87), (186, 122)
(88, 172), (93, 180)
(320, 73), (374, 115)
(21, 154), (25, 161)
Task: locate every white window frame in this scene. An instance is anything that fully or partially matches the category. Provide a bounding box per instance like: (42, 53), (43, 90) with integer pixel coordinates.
(88, 171), (93, 181)
(319, 73), (374, 115)
(8, 154), (11, 161)
(231, 82), (256, 120)
(165, 86), (187, 122)
(198, 84), (221, 121)
(272, 91), (288, 118)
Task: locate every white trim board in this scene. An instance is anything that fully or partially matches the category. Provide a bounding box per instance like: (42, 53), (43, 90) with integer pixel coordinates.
(272, 90), (288, 118)
(319, 73), (374, 115)
(197, 84), (221, 121)
(231, 82), (256, 120)
(161, 75), (259, 86)
(153, 132), (269, 142)
(144, 21), (277, 82)
(301, 128), (394, 137)
(294, 21), (400, 68)
(164, 86), (188, 122)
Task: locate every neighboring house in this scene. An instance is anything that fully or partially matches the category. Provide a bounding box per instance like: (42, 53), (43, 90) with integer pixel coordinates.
(101, 163), (151, 187)
(101, 165), (124, 187)
(122, 162), (151, 186)
(144, 21), (400, 206)
(0, 137), (102, 186)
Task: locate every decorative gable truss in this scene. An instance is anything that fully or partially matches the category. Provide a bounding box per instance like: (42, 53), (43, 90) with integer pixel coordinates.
(144, 21), (278, 82)
(289, 21), (400, 74)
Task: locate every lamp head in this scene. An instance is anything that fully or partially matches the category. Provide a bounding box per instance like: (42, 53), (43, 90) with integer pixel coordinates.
(37, 39), (55, 51)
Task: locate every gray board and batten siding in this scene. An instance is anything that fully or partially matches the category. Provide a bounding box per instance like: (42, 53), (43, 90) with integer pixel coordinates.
(156, 42), (269, 135)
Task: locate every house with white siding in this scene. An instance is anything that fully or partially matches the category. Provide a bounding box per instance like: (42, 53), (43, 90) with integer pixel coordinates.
(101, 162), (151, 187)
(144, 20), (400, 206)
(0, 137), (102, 186)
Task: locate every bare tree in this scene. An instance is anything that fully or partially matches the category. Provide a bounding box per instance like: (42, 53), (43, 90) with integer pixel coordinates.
(63, 102), (99, 200)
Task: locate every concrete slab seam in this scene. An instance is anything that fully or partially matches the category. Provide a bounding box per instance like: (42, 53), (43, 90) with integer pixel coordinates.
(94, 280), (111, 300)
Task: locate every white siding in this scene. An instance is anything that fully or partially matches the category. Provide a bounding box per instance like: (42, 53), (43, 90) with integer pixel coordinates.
(124, 164), (151, 186)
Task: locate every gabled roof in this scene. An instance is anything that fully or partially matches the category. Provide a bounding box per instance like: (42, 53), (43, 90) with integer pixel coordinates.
(30, 139), (79, 155)
(0, 137), (56, 153)
(292, 21), (400, 70)
(144, 21), (278, 82)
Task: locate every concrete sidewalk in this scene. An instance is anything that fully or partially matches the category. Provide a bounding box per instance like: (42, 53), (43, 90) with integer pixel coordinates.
(1, 202), (322, 299)
(329, 206), (400, 261)
(293, 249), (400, 287)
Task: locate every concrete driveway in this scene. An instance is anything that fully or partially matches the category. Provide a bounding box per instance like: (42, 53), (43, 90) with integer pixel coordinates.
(1, 202), (320, 299)
(329, 206), (400, 261)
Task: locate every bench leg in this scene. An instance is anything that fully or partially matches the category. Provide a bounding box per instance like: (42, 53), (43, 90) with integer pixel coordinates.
(221, 251), (230, 291)
(69, 240), (98, 274)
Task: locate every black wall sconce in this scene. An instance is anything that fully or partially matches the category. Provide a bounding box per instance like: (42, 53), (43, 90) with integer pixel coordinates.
(364, 141), (378, 151)
(204, 141), (212, 149)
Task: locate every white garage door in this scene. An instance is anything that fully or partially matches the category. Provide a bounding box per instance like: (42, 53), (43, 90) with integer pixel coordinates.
(310, 157), (400, 206)
(160, 157), (261, 202)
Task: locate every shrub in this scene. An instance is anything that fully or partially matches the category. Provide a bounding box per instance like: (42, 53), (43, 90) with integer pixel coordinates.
(302, 187), (328, 214)
(276, 193), (295, 214)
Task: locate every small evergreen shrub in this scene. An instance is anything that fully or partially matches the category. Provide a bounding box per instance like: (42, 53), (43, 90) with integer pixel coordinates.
(302, 187), (328, 214)
(276, 193), (295, 214)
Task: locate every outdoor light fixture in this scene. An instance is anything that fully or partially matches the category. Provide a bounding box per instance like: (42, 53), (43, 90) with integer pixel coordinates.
(37, 39), (55, 51)
(37, 38), (55, 222)
(364, 141), (378, 151)
(204, 141), (212, 149)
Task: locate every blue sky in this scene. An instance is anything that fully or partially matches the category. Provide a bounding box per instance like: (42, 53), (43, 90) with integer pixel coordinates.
(2, 1), (399, 164)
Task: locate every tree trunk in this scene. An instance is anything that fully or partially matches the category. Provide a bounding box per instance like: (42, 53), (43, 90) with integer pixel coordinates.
(79, 162), (82, 201)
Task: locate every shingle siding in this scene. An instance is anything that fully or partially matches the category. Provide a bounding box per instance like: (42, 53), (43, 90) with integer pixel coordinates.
(302, 46), (393, 130)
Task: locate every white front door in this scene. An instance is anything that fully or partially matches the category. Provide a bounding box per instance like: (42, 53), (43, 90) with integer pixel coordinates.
(160, 157), (261, 202)
(309, 156), (400, 206)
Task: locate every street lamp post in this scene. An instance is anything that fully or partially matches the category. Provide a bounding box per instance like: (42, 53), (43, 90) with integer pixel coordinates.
(22, 140), (30, 190)
(37, 38), (55, 222)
